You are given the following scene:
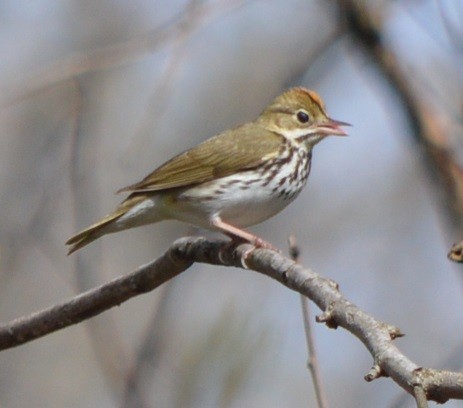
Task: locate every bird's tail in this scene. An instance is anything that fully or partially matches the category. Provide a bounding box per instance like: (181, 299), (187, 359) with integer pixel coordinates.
(66, 212), (123, 255)
(66, 194), (151, 255)
(66, 193), (165, 255)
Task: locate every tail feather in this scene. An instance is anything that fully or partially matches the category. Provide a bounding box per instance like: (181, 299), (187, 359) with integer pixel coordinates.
(66, 194), (159, 255)
(66, 212), (122, 255)
(66, 231), (103, 255)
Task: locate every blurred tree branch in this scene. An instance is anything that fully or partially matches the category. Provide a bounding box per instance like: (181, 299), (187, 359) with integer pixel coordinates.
(0, 237), (462, 404)
(68, 78), (130, 395)
(335, 0), (463, 242)
(289, 235), (328, 408)
(2, 0), (250, 106)
(122, 283), (175, 408)
(124, 0), (203, 158)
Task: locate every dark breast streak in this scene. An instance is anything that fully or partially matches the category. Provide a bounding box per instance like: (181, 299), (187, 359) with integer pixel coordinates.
(271, 147), (312, 201)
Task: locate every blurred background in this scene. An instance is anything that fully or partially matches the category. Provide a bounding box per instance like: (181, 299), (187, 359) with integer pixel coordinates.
(0, 0), (462, 407)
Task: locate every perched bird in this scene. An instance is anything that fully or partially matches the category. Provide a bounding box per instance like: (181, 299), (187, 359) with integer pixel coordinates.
(66, 87), (349, 254)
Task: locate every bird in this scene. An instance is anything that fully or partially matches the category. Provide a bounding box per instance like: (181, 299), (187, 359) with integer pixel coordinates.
(66, 87), (349, 254)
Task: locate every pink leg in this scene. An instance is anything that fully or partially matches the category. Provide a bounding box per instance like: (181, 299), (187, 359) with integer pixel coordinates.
(211, 216), (276, 250)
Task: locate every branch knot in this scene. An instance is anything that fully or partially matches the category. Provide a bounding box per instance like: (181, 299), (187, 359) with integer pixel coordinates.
(364, 363), (384, 382)
(316, 303), (337, 329)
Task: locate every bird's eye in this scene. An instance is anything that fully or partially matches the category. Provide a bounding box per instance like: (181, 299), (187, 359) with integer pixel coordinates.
(296, 110), (310, 123)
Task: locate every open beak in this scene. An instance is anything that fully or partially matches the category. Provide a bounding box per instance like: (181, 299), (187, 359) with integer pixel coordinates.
(317, 118), (351, 136)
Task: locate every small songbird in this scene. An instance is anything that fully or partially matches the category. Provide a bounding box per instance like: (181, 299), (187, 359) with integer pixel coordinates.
(66, 87), (349, 254)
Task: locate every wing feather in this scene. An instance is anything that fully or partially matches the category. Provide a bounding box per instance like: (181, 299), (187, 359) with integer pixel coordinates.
(117, 124), (282, 193)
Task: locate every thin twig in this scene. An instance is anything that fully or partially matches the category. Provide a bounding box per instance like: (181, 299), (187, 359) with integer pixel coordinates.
(288, 235), (328, 408)
(390, 342), (463, 407)
(413, 385), (429, 408)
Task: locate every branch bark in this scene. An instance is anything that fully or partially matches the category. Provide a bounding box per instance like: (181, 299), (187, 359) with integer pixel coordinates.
(0, 237), (462, 403)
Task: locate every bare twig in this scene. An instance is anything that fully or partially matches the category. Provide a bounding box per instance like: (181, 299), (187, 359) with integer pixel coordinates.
(0, 237), (462, 403)
(288, 235), (328, 408)
(0, 238), (200, 352)
(413, 385), (429, 408)
(390, 342), (463, 407)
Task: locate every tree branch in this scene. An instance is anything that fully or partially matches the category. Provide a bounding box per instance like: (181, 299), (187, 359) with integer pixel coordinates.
(0, 237), (462, 403)
(336, 0), (463, 238)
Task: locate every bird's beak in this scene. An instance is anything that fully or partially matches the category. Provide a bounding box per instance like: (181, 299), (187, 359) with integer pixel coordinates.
(317, 118), (351, 136)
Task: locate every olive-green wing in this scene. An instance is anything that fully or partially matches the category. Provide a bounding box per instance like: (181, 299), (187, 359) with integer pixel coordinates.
(117, 124), (282, 193)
